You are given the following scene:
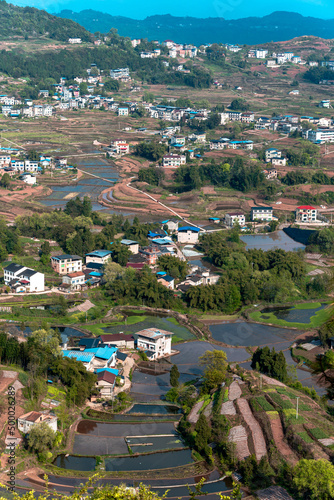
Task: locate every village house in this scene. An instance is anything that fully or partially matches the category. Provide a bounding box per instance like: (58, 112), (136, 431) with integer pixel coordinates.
(225, 212), (246, 227)
(265, 148), (282, 162)
(4, 263), (44, 292)
(136, 328), (173, 360)
(177, 226), (200, 244)
(51, 254), (83, 274)
(95, 369), (117, 398)
(120, 239), (139, 254)
(170, 135), (186, 146)
(228, 140), (253, 150)
(99, 334), (135, 349)
(157, 272), (175, 290)
(251, 206), (273, 221)
(263, 168), (277, 180)
(63, 345), (118, 371)
(60, 271), (86, 292)
(110, 68), (130, 80)
(68, 38), (82, 44)
(86, 250), (112, 265)
(18, 411), (58, 433)
(271, 157), (286, 166)
(161, 219), (179, 232)
(295, 206), (318, 223)
(162, 154), (186, 167)
(118, 107), (129, 116)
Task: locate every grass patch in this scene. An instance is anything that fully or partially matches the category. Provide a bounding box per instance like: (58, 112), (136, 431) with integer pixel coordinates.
(309, 428), (328, 440)
(283, 409), (305, 424)
(166, 317), (180, 326)
(298, 431), (314, 443)
(270, 393), (294, 410)
(266, 411), (279, 420)
(255, 396), (275, 411)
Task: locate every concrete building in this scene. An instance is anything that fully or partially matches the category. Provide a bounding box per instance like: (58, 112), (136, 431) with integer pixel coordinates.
(120, 239), (139, 254)
(177, 226), (200, 244)
(51, 255), (83, 274)
(307, 129), (334, 143)
(4, 263), (44, 292)
(225, 213), (246, 227)
(251, 207), (273, 221)
(136, 328), (173, 360)
(61, 272), (86, 291)
(18, 411), (57, 433)
(85, 250), (112, 265)
(95, 369), (117, 398)
(162, 154), (186, 167)
(295, 205), (317, 222)
(99, 334), (135, 349)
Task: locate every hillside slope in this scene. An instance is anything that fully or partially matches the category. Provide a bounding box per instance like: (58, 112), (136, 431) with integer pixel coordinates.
(0, 1), (91, 42)
(58, 10), (334, 45)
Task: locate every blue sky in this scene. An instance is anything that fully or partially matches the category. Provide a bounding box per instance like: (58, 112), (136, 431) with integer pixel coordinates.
(9, 0), (334, 20)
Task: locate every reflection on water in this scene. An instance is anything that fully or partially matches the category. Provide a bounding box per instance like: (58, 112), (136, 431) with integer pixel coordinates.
(241, 231), (305, 251)
(54, 455), (96, 471)
(105, 449), (193, 472)
(126, 404), (180, 415)
(262, 304), (327, 323)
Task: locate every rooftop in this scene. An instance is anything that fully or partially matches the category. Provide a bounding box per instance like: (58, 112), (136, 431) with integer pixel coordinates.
(86, 250), (112, 258)
(135, 328), (173, 340)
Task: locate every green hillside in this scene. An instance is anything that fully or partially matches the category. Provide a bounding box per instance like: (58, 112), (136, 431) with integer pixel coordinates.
(0, 0), (91, 41)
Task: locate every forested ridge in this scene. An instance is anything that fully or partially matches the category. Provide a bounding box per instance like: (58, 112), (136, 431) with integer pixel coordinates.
(0, 33), (211, 87)
(0, 0), (91, 41)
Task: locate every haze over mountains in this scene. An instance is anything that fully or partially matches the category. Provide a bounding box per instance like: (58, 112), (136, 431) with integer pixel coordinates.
(57, 10), (334, 45)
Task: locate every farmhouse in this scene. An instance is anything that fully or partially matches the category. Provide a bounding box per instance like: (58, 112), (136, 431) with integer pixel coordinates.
(136, 328), (173, 360)
(18, 411), (58, 433)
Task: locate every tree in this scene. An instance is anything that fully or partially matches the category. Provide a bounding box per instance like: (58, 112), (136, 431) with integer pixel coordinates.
(28, 422), (56, 454)
(194, 413), (211, 452)
(199, 350), (227, 390)
(0, 173), (11, 189)
(293, 459), (334, 500)
(30, 329), (61, 357)
(158, 255), (188, 280)
(170, 364), (180, 387)
(104, 260), (125, 285)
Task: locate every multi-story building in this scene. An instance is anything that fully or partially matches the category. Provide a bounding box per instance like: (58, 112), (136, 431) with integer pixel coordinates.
(136, 328), (173, 360)
(110, 68), (130, 80)
(225, 213), (246, 227)
(308, 129), (334, 143)
(4, 263), (44, 292)
(51, 254), (83, 274)
(295, 206), (317, 222)
(18, 411), (57, 433)
(177, 226), (200, 244)
(85, 250), (112, 265)
(162, 154), (186, 167)
(251, 207), (273, 221)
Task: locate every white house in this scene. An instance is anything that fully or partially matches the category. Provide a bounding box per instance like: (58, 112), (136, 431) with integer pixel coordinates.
(162, 154), (186, 167)
(85, 250), (112, 265)
(136, 328), (173, 360)
(18, 411), (58, 433)
(295, 206), (317, 222)
(225, 213), (245, 227)
(61, 272), (86, 291)
(20, 173), (36, 185)
(271, 157), (286, 166)
(4, 263), (44, 292)
(177, 226), (200, 244)
(251, 207), (273, 221)
(118, 107), (129, 116)
(68, 38), (82, 44)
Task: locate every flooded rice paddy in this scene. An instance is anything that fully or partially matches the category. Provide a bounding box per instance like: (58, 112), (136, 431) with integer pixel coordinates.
(241, 230), (305, 251)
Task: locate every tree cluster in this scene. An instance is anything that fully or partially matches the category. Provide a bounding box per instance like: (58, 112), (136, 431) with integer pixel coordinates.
(251, 346), (288, 382)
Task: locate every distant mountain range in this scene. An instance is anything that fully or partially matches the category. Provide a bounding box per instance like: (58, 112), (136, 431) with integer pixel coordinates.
(57, 10), (334, 45)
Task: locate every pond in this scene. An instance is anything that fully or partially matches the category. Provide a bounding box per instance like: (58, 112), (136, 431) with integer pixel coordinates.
(103, 315), (195, 342)
(76, 420), (176, 437)
(261, 303), (327, 324)
(127, 435), (185, 453)
(40, 157), (119, 210)
(54, 455), (96, 471)
(126, 403), (181, 415)
(241, 230), (305, 251)
(105, 449), (193, 472)
(209, 320), (300, 347)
